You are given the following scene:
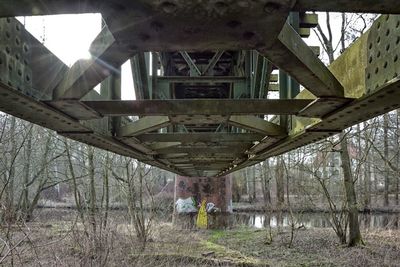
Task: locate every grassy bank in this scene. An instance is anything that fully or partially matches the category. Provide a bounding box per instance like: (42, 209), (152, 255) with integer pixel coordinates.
(0, 209), (399, 266)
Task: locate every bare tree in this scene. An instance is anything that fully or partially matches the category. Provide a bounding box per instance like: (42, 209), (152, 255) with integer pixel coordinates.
(384, 114), (390, 206)
(275, 156), (285, 208)
(260, 160), (272, 207)
(313, 11), (371, 247)
(111, 158), (154, 250)
(340, 132), (362, 246)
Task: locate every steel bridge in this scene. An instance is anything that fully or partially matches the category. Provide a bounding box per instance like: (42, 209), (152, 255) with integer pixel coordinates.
(0, 1), (399, 177)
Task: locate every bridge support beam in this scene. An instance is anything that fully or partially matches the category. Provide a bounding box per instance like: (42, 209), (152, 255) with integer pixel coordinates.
(173, 175), (232, 229)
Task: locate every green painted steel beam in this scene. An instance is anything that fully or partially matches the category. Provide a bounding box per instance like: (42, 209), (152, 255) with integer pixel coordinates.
(4, 3), (400, 178)
(293, 0), (400, 13)
(269, 74), (279, 83)
(202, 51), (225, 75)
(102, 1), (292, 52)
(299, 28), (311, 38)
(259, 59), (273, 99)
(150, 52), (158, 99)
(0, 18), (67, 100)
(299, 13), (319, 28)
(251, 52), (265, 98)
(2, 1), (400, 18)
(157, 154), (239, 161)
(259, 22), (344, 98)
(228, 115), (287, 136)
(154, 145), (249, 155)
(136, 133), (264, 143)
(116, 116), (170, 137)
(53, 26), (133, 100)
(288, 12), (302, 104)
(130, 52), (150, 100)
(81, 99), (313, 117)
(220, 14), (400, 176)
(157, 76), (246, 83)
(99, 67), (121, 135)
(0, 17), (163, 168)
(180, 51), (201, 76)
(168, 158), (239, 164)
(149, 142), (181, 150)
(268, 83), (279, 91)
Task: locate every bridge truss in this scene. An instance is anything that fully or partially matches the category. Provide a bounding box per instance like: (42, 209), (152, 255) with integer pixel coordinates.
(0, 1), (399, 176)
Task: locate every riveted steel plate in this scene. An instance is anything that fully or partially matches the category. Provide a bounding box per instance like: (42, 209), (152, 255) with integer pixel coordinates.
(47, 100), (103, 120)
(297, 97), (353, 118)
(366, 15), (400, 94)
(169, 114), (229, 124)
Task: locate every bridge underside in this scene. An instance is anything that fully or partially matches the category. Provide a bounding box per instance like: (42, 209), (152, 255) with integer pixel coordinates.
(0, 1), (400, 176)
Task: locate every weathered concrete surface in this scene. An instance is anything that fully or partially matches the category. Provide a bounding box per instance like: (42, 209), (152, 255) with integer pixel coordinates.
(175, 175), (232, 212)
(174, 175), (232, 229)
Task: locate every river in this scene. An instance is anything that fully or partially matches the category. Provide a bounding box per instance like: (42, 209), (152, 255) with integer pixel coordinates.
(233, 212), (400, 229)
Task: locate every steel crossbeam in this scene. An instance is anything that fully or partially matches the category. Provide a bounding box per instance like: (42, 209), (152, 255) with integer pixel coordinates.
(0, 2), (399, 176)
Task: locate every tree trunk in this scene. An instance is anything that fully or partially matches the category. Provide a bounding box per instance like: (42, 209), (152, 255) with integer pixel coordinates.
(340, 132), (362, 246)
(373, 164), (378, 203)
(261, 159), (271, 207)
(88, 146), (97, 234)
(322, 151), (328, 203)
(286, 154), (291, 206)
(20, 126), (33, 219)
(363, 122), (371, 209)
(252, 166), (257, 202)
(384, 113), (389, 206)
(25, 133), (52, 221)
(244, 168), (249, 201)
(364, 156), (371, 209)
(65, 141), (88, 236)
(245, 167), (252, 203)
(357, 124), (363, 201)
(5, 116), (17, 223)
(276, 156), (285, 208)
(102, 153), (110, 229)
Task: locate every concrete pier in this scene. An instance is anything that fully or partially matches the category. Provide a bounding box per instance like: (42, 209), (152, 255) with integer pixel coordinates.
(173, 175), (232, 229)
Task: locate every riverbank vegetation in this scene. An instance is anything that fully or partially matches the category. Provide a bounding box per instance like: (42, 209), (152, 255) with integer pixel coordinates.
(1, 209), (399, 266)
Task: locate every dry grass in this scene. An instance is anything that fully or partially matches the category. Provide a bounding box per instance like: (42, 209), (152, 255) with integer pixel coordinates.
(0, 209), (399, 266)
(209, 227), (400, 267)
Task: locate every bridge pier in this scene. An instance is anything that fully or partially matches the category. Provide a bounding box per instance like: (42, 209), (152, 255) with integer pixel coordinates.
(173, 175), (232, 229)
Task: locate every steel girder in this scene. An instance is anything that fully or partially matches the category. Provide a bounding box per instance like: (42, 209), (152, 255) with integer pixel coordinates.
(1, 1), (400, 17)
(0, 2), (399, 177)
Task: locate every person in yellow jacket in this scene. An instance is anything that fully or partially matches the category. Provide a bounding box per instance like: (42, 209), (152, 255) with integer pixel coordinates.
(196, 199), (208, 229)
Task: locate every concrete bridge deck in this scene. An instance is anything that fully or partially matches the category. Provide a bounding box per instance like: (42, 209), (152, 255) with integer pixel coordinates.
(0, 1), (400, 177)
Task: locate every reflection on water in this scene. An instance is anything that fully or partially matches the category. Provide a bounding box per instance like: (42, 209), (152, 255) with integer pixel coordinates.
(234, 212), (400, 230)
